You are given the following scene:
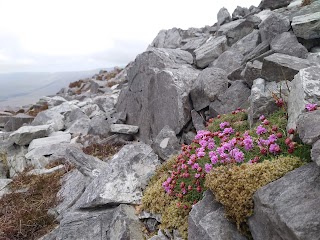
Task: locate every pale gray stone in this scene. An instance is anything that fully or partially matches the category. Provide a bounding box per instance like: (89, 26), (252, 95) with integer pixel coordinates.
(6, 145), (28, 177)
(241, 60), (262, 87)
(287, 66), (320, 130)
(154, 125), (180, 160)
(190, 68), (228, 111)
(297, 110), (320, 145)
(258, 12), (290, 42)
(151, 28), (183, 49)
(270, 32), (308, 58)
(189, 191), (247, 240)
(74, 143), (160, 208)
(191, 110), (206, 132)
(261, 53), (312, 82)
(10, 124), (53, 145)
(249, 78), (291, 127)
(32, 110), (65, 131)
(194, 36), (228, 68)
(231, 30), (260, 57)
(4, 113), (34, 132)
(209, 81), (250, 117)
(110, 124), (139, 134)
(116, 48), (199, 143)
(66, 117), (90, 136)
(181, 36), (208, 54)
(232, 6), (250, 20)
(27, 165), (64, 176)
(28, 133), (71, 152)
(217, 7), (231, 27)
(0, 179), (12, 198)
(216, 19), (256, 46)
(259, 0), (291, 10)
(311, 140), (320, 167)
(65, 146), (107, 179)
(292, 12), (320, 40)
(248, 163), (320, 240)
(214, 51), (243, 75)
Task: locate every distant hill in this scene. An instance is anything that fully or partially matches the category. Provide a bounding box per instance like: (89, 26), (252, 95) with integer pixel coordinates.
(0, 69), (111, 107)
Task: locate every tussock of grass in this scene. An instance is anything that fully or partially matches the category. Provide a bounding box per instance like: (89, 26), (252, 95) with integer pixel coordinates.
(27, 103), (49, 117)
(302, 0), (311, 6)
(0, 163), (70, 240)
(205, 156), (304, 236)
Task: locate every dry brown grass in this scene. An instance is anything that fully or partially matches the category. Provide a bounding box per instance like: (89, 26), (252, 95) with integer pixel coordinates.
(0, 163), (71, 240)
(82, 143), (123, 160)
(301, 0), (311, 6)
(68, 79), (84, 89)
(26, 103), (49, 117)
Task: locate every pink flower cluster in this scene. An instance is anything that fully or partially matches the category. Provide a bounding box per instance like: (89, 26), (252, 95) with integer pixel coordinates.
(306, 103), (317, 112)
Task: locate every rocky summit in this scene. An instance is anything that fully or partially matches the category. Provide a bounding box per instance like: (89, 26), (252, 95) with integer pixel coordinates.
(1, 0), (320, 239)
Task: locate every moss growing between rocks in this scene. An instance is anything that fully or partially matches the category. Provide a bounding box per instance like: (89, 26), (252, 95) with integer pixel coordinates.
(0, 164), (70, 239)
(205, 156), (304, 235)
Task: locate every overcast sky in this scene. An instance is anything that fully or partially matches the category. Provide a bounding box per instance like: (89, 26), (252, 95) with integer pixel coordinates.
(0, 0), (261, 73)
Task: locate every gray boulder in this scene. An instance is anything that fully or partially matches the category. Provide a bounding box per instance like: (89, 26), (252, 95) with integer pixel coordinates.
(259, 0), (292, 10)
(55, 169), (90, 217)
(194, 36), (228, 68)
(231, 30), (260, 57)
(87, 116), (111, 138)
(216, 19), (256, 46)
(297, 110), (320, 145)
(209, 81), (250, 117)
(213, 51), (243, 75)
(181, 36), (208, 54)
(6, 145), (28, 177)
(248, 163), (320, 240)
(66, 117), (91, 136)
(261, 53), (311, 82)
(242, 41), (270, 64)
(232, 6), (250, 20)
(249, 78), (291, 127)
(292, 12), (320, 40)
(116, 48), (199, 143)
(74, 143), (160, 208)
(92, 95), (115, 114)
(258, 12), (290, 42)
(270, 32), (308, 58)
(57, 205), (144, 240)
(32, 110), (65, 131)
(81, 103), (103, 119)
(64, 108), (87, 128)
(150, 28), (183, 49)
(311, 140), (320, 167)
(288, 66), (320, 130)
(188, 190), (247, 240)
(9, 124), (53, 146)
(40, 96), (67, 107)
(241, 60), (263, 87)
(66, 146), (107, 179)
(4, 113), (34, 132)
(191, 110), (206, 132)
(190, 68), (228, 111)
(153, 125), (180, 160)
(28, 132), (71, 152)
(110, 124), (139, 134)
(217, 7), (231, 27)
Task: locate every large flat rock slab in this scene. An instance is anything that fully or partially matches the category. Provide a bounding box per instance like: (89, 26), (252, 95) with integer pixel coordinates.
(74, 143), (160, 208)
(248, 163), (320, 240)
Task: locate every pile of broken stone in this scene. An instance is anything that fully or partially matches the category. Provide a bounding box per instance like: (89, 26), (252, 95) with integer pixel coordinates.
(1, 0), (320, 239)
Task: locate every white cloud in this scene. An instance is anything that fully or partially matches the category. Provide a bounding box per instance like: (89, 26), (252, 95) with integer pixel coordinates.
(0, 0), (261, 72)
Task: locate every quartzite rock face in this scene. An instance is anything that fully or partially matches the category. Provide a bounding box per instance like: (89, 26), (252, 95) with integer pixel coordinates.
(188, 191), (247, 240)
(116, 48), (199, 143)
(195, 36), (228, 68)
(287, 66), (320, 130)
(261, 53), (311, 82)
(248, 163), (320, 240)
(190, 67), (228, 111)
(74, 143), (160, 208)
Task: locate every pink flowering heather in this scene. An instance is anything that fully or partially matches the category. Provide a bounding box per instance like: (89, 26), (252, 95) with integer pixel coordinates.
(259, 115), (266, 121)
(223, 127), (234, 135)
(219, 122), (230, 130)
(204, 163), (213, 173)
(256, 125), (267, 135)
(269, 143), (281, 154)
(306, 103), (317, 112)
(243, 135), (253, 151)
(230, 148), (245, 163)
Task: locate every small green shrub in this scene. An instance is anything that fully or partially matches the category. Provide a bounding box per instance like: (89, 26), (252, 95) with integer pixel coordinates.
(205, 156), (304, 235)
